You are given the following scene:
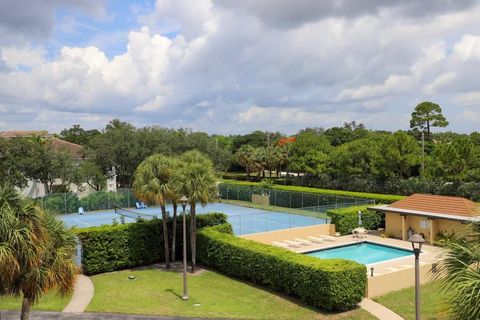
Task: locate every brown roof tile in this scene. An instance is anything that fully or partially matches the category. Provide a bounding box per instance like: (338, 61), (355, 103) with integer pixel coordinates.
(389, 193), (480, 217)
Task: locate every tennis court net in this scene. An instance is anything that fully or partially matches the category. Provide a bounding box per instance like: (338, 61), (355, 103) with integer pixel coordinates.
(114, 206), (158, 220)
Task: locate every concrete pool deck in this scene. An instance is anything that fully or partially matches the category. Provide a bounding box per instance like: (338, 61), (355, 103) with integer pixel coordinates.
(241, 228), (442, 297)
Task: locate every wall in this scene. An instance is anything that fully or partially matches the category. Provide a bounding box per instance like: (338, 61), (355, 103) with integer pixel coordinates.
(438, 220), (470, 236)
(385, 212), (403, 239)
(367, 263), (435, 297)
(241, 224), (335, 244)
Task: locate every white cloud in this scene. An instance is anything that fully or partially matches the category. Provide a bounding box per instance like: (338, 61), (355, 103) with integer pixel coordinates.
(2, 0), (480, 133)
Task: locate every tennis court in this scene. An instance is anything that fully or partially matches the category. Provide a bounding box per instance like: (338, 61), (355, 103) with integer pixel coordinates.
(58, 202), (329, 235)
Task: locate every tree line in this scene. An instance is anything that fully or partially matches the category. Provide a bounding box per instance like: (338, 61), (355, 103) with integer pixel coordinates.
(3, 101), (480, 199)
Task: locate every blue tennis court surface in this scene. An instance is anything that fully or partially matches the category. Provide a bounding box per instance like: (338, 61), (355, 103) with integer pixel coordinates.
(58, 202), (328, 235)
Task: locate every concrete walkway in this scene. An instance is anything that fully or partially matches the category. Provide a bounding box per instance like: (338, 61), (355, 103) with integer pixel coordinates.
(62, 275), (94, 313)
(0, 311), (229, 320)
(359, 298), (404, 320)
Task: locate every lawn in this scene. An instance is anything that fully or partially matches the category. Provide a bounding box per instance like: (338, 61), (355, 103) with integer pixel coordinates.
(0, 291), (71, 311)
(373, 281), (449, 320)
(221, 199), (330, 219)
(87, 267), (375, 320)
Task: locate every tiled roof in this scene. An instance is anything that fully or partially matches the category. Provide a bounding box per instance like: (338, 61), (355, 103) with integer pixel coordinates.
(50, 137), (84, 159)
(388, 193), (480, 217)
(0, 130), (51, 138)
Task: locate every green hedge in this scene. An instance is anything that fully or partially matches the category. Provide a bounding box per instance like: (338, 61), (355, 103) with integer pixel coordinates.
(326, 205), (383, 235)
(76, 213), (227, 275)
(197, 224), (366, 311)
(221, 179), (404, 204)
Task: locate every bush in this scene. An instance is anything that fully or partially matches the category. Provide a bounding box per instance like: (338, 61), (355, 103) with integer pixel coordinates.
(78, 190), (135, 212)
(197, 224), (366, 311)
(326, 205), (383, 235)
(36, 193), (80, 214)
(221, 180), (404, 204)
(76, 213), (227, 275)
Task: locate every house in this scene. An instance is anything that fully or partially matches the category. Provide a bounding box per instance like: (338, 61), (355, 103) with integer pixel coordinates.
(0, 130), (85, 197)
(370, 193), (480, 244)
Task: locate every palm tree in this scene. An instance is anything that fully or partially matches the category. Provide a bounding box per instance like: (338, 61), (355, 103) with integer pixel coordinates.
(0, 184), (77, 320)
(235, 145), (255, 180)
(434, 226), (480, 320)
(133, 154), (175, 269)
(169, 184), (181, 262)
(174, 150), (217, 273)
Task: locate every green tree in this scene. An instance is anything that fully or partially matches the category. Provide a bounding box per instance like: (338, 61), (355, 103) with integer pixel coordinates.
(235, 145), (256, 180)
(288, 131), (332, 175)
(328, 138), (379, 181)
(173, 150), (216, 273)
(133, 154), (176, 269)
(410, 101), (449, 137)
(435, 227), (480, 320)
(375, 131), (421, 179)
(426, 137), (480, 182)
(75, 161), (106, 191)
(325, 121), (368, 146)
(59, 124), (100, 146)
(0, 184), (77, 320)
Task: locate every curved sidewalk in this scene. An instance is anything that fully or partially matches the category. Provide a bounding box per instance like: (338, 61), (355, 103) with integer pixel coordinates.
(62, 275), (95, 313)
(359, 298), (404, 320)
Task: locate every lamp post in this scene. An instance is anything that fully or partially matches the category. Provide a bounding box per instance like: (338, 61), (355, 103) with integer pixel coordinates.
(358, 211), (363, 226)
(180, 196), (189, 301)
(409, 233), (425, 320)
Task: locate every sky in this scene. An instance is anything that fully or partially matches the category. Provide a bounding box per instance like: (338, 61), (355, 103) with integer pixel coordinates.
(1, 0), (480, 135)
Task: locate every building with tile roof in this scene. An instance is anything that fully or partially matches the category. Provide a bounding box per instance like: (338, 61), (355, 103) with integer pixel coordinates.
(370, 193), (480, 244)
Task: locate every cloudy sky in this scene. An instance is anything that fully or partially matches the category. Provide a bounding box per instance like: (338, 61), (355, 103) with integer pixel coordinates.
(1, 0), (480, 134)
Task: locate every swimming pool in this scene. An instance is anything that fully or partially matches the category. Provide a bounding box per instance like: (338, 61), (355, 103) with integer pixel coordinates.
(58, 202), (329, 235)
(305, 242), (413, 265)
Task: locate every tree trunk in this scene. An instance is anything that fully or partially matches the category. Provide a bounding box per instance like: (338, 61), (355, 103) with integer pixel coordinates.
(190, 203), (196, 273)
(171, 203), (178, 262)
(21, 296), (31, 320)
(161, 203), (170, 269)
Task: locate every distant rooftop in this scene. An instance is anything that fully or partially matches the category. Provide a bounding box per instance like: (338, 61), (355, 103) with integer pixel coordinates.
(0, 130), (84, 159)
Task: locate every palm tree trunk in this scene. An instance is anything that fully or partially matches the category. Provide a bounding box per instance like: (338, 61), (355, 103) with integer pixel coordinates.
(21, 296), (31, 320)
(171, 203), (178, 262)
(190, 203), (196, 273)
(161, 203), (170, 269)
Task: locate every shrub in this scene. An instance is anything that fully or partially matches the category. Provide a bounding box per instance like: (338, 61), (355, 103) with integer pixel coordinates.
(37, 193), (80, 214)
(76, 213), (227, 275)
(220, 180), (404, 204)
(326, 205), (383, 235)
(197, 224), (366, 311)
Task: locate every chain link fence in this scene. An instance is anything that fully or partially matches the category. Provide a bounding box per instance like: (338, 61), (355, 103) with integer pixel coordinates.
(33, 189), (138, 215)
(219, 184), (375, 214)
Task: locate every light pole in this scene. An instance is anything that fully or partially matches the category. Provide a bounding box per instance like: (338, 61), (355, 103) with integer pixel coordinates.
(409, 233), (425, 320)
(180, 196), (189, 301)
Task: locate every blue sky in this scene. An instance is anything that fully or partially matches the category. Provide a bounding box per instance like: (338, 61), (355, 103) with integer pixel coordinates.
(1, 0), (480, 134)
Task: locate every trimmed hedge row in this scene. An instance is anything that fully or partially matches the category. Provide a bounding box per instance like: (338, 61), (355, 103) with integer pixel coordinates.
(221, 179), (404, 203)
(326, 205), (383, 235)
(76, 213), (227, 275)
(197, 224), (367, 311)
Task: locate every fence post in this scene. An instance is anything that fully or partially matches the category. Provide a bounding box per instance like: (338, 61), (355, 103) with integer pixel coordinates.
(64, 193), (67, 214)
(289, 214), (292, 229)
(301, 192), (304, 208)
(289, 192), (292, 208)
(236, 188), (239, 201)
(265, 214), (268, 232)
(239, 216), (242, 235)
(128, 190), (131, 208)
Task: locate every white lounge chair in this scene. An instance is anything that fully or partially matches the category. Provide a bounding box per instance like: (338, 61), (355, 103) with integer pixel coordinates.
(284, 240), (302, 247)
(78, 207), (84, 215)
(272, 241), (289, 248)
(307, 236), (325, 243)
(294, 238), (312, 245)
(319, 235), (336, 242)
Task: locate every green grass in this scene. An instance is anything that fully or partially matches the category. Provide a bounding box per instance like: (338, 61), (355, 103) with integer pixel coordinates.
(221, 199), (330, 219)
(87, 268), (375, 320)
(373, 281), (449, 320)
(0, 291), (72, 311)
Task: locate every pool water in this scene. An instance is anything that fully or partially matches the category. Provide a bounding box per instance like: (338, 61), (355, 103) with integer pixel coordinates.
(306, 242), (413, 265)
